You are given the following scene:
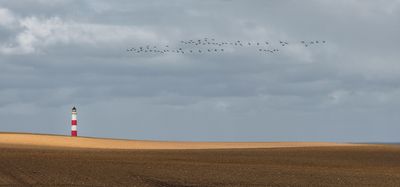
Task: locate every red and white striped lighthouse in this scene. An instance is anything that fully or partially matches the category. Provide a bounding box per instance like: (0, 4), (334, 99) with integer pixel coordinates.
(71, 106), (77, 137)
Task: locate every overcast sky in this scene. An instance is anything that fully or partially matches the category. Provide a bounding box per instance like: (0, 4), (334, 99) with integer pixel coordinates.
(0, 0), (399, 142)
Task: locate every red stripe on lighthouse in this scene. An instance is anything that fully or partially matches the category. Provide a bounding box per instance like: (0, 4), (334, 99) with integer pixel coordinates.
(71, 130), (77, 136)
(71, 120), (77, 125)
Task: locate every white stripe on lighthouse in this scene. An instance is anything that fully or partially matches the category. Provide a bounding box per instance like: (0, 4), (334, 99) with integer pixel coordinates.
(71, 125), (77, 131)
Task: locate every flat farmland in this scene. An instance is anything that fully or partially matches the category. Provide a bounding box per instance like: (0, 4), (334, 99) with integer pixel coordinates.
(0, 133), (399, 186)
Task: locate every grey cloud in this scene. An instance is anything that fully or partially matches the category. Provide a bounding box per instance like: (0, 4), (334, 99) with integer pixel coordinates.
(0, 0), (399, 141)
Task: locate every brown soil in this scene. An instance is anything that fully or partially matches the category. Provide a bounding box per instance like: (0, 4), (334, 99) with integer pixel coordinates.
(0, 134), (399, 186)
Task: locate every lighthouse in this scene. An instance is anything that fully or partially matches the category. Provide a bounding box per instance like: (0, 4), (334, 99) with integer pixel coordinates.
(71, 107), (77, 137)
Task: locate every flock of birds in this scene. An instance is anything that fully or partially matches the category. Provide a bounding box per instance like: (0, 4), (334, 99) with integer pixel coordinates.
(126, 38), (326, 55)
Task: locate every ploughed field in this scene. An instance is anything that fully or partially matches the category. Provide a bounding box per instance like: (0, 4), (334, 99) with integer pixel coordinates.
(0, 133), (399, 186)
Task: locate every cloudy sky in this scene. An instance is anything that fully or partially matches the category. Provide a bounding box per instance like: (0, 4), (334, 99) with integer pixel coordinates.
(0, 0), (399, 142)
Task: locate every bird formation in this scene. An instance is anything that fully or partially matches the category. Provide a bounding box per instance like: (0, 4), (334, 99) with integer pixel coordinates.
(126, 38), (326, 55)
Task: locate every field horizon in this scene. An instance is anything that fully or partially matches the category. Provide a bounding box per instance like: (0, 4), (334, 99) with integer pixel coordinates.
(0, 132), (365, 150)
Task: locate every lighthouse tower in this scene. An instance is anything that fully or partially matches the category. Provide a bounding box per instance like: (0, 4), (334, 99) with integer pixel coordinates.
(71, 107), (77, 137)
